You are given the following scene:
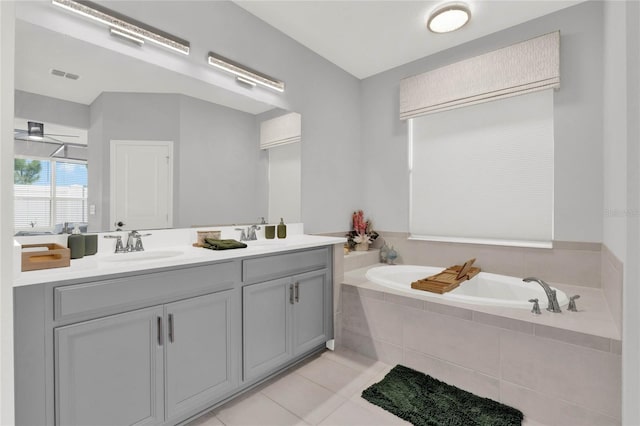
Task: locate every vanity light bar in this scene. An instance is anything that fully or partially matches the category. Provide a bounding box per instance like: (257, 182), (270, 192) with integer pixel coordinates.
(207, 52), (285, 93)
(236, 76), (257, 88)
(51, 0), (190, 55)
(109, 28), (144, 46)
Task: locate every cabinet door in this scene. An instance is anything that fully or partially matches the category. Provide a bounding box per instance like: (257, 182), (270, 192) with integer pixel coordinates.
(242, 277), (292, 381)
(55, 306), (164, 426)
(165, 290), (236, 420)
(292, 269), (330, 356)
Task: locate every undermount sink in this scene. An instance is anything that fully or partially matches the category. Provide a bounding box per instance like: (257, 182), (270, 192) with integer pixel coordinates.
(100, 250), (185, 263)
(245, 240), (288, 248)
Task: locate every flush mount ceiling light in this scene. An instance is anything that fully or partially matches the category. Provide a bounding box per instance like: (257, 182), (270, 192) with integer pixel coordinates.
(427, 3), (471, 33)
(51, 0), (190, 55)
(207, 52), (285, 93)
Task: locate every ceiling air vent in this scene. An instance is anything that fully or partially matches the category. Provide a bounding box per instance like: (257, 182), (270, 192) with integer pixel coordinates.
(50, 69), (80, 80)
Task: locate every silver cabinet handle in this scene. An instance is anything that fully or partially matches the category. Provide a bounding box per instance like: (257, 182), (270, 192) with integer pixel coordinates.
(168, 313), (174, 343)
(294, 282), (300, 303)
(157, 316), (163, 346)
(289, 283), (294, 304)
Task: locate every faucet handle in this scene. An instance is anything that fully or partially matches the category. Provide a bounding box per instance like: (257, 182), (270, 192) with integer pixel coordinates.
(568, 295), (581, 312)
(104, 235), (125, 253)
(528, 298), (542, 315)
(235, 228), (247, 241)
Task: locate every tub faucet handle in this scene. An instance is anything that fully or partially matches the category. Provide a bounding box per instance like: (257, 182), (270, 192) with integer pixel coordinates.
(528, 298), (541, 315)
(568, 295), (580, 312)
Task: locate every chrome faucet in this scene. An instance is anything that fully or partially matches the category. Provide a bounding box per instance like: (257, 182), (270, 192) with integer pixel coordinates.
(235, 228), (248, 241)
(104, 234), (126, 253)
(104, 230), (151, 253)
(523, 277), (562, 313)
(126, 230), (151, 252)
(247, 224), (261, 241)
(236, 225), (261, 241)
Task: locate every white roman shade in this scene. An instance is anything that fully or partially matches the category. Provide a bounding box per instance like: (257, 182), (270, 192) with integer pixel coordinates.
(400, 31), (560, 120)
(260, 112), (301, 149)
(409, 89), (554, 247)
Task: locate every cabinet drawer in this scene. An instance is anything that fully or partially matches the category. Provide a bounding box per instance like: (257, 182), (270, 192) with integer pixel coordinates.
(242, 248), (329, 284)
(54, 261), (239, 322)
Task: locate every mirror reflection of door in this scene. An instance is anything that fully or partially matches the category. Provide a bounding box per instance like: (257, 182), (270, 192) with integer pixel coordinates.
(110, 140), (173, 231)
(260, 112), (302, 223)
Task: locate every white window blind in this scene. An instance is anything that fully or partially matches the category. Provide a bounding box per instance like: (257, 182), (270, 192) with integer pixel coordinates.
(410, 89), (554, 247)
(14, 158), (88, 231)
(268, 142), (301, 223)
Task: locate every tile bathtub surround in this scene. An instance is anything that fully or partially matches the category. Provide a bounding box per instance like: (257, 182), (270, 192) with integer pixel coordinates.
(340, 279), (622, 425)
(601, 244), (623, 333)
(343, 266), (620, 341)
(376, 231), (602, 288)
(343, 249), (381, 272)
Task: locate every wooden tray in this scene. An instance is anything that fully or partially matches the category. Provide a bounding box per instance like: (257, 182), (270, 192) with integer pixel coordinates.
(193, 230), (222, 247)
(411, 258), (480, 294)
(22, 243), (70, 272)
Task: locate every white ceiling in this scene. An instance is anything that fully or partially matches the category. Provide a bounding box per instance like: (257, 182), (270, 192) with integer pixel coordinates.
(234, 0), (583, 79)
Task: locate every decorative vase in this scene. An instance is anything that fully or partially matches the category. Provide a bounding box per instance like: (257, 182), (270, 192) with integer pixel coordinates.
(386, 246), (398, 264)
(355, 242), (370, 251)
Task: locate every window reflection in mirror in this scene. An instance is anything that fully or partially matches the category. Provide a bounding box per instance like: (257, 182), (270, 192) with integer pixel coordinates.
(14, 158), (88, 235)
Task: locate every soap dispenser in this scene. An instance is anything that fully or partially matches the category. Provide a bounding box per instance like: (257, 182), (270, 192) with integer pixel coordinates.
(277, 218), (287, 239)
(67, 224), (85, 259)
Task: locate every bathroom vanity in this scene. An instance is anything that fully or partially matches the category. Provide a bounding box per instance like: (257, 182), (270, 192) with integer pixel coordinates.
(13, 232), (342, 426)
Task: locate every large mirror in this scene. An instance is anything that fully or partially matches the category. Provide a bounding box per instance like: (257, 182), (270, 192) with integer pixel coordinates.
(13, 14), (301, 235)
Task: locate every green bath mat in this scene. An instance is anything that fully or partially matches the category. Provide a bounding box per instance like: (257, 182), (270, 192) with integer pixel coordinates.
(361, 365), (523, 426)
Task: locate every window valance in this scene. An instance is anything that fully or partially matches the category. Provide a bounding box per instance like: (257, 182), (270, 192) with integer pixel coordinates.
(260, 112), (301, 149)
(399, 31), (560, 120)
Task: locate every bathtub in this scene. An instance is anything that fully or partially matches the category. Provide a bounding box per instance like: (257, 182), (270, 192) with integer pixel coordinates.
(365, 265), (569, 309)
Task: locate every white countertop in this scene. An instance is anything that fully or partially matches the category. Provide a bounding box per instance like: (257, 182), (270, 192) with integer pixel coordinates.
(14, 228), (345, 287)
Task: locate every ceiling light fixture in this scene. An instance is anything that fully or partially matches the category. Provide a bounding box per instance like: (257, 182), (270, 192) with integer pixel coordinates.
(51, 0), (190, 55)
(109, 28), (144, 46)
(236, 76), (257, 88)
(28, 121), (44, 140)
(207, 52), (285, 93)
(427, 3), (471, 33)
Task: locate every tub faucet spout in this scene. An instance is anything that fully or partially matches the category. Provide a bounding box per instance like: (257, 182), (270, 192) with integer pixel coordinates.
(523, 277), (562, 313)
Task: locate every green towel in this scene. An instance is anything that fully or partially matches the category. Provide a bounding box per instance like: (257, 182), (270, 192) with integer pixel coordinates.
(203, 238), (247, 250)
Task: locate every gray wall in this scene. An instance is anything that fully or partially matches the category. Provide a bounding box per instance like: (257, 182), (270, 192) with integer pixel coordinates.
(88, 92), (181, 231)
(602, 2), (640, 423)
(14, 90), (89, 130)
(360, 1), (604, 243)
(88, 92), (264, 231)
(178, 95), (265, 227)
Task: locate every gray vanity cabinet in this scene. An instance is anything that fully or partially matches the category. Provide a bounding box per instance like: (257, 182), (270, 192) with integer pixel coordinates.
(16, 248), (334, 426)
(292, 269), (330, 356)
(55, 306), (165, 426)
(242, 268), (330, 382)
(164, 290), (236, 420)
(242, 277), (292, 381)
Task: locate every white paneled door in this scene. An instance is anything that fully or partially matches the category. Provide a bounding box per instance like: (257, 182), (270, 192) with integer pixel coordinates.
(110, 140), (173, 231)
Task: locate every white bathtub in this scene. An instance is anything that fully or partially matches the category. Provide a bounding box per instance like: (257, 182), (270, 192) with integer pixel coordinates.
(365, 265), (569, 309)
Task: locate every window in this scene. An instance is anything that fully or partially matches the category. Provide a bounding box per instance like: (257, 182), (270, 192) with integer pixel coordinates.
(409, 89), (554, 248)
(14, 158), (88, 231)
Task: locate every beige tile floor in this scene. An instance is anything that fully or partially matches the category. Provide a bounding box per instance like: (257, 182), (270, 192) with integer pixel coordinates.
(187, 348), (543, 426)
